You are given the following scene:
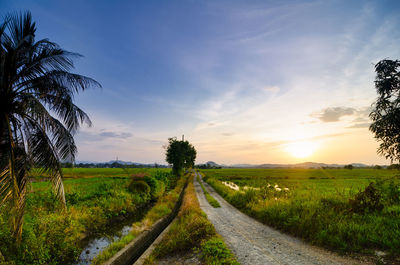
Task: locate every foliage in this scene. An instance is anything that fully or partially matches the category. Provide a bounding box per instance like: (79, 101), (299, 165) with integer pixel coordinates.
(0, 11), (100, 242)
(128, 180), (151, 199)
(144, 175), (237, 265)
(349, 182), (384, 213)
(388, 164), (400, 170)
(344, 164), (353, 169)
(165, 137), (196, 176)
(370, 59), (400, 163)
(202, 168), (400, 255)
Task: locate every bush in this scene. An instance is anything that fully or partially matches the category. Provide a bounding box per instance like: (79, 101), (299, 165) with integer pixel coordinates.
(128, 180), (151, 198)
(349, 182), (384, 213)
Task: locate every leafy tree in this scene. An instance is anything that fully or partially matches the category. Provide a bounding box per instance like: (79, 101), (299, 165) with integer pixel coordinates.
(344, 164), (353, 170)
(370, 59), (400, 163)
(0, 11), (100, 242)
(165, 137), (196, 176)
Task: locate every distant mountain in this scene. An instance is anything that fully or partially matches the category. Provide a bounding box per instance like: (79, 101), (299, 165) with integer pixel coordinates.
(199, 161), (371, 169)
(75, 160), (167, 167)
(106, 160), (142, 165)
(205, 161), (219, 167)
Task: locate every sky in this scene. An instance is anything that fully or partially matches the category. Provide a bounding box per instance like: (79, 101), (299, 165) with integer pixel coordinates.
(2, 0), (400, 165)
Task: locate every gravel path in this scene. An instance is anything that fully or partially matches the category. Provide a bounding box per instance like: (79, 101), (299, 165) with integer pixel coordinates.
(194, 172), (367, 265)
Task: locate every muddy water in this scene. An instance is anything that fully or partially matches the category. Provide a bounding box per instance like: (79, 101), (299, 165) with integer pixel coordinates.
(74, 204), (153, 265)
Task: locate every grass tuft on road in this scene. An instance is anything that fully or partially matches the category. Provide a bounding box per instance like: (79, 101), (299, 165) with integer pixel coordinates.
(197, 174), (221, 208)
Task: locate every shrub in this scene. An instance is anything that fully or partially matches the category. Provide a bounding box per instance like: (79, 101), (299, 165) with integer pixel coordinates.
(128, 180), (151, 198)
(349, 182), (384, 213)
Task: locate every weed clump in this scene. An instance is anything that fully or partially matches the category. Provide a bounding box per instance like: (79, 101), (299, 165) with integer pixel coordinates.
(201, 237), (239, 265)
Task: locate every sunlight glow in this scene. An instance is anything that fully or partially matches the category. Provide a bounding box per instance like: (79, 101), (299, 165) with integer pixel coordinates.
(285, 141), (318, 158)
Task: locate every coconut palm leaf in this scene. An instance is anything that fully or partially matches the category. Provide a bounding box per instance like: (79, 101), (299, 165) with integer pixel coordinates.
(0, 11), (100, 242)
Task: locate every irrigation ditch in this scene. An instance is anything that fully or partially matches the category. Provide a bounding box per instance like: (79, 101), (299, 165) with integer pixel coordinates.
(102, 179), (189, 265)
(75, 203), (154, 265)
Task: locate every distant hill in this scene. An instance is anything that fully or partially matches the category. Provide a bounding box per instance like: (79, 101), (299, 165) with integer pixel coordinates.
(205, 161), (219, 167)
(73, 160), (168, 168)
(198, 161), (372, 169)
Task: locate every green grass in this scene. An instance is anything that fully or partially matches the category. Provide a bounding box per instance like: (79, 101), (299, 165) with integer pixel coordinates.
(201, 168), (400, 256)
(197, 174), (221, 208)
(0, 168), (173, 265)
(144, 175), (238, 265)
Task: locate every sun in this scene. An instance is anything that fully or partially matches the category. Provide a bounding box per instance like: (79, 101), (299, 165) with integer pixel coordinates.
(285, 141), (318, 158)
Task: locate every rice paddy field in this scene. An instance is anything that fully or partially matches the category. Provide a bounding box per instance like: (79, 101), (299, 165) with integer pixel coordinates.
(0, 168), (173, 265)
(201, 168), (400, 258)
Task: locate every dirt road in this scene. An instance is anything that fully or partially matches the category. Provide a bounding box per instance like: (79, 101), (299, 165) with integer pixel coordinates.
(194, 172), (366, 265)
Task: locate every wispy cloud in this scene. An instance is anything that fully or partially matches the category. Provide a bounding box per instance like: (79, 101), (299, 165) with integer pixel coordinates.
(98, 131), (132, 139)
(347, 123), (370, 129)
(314, 107), (356, 122)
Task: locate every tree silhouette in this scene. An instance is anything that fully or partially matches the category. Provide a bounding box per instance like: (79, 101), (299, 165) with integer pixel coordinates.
(0, 11), (100, 242)
(165, 137), (196, 176)
(370, 59), (400, 163)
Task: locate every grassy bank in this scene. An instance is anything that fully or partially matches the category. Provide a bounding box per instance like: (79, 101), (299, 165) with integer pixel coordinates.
(144, 174), (238, 265)
(0, 169), (173, 264)
(92, 174), (187, 264)
(201, 168), (400, 256)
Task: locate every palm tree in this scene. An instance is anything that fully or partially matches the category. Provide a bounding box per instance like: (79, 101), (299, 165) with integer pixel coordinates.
(0, 11), (100, 242)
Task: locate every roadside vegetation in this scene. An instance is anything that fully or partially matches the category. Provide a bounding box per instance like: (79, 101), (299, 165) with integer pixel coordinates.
(197, 174), (221, 208)
(0, 169), (174, 264)
(201, 168), (400, 257)
(92, 173), (186, 264)
(143, 175), (238, 265)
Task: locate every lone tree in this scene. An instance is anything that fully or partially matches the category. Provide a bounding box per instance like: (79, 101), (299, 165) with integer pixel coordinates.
(370, 59), (400, 163)
(165, 137), (196, 176)
(0, 11), (100, 242)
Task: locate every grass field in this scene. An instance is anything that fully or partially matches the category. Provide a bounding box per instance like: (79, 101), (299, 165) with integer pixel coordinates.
(30, 167), (170, 179)
(0, 168), (173, 265)
(201, 168), (400, 257)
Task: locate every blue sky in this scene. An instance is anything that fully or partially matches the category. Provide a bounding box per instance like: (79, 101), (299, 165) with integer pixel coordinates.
(2, 0), (400, 164)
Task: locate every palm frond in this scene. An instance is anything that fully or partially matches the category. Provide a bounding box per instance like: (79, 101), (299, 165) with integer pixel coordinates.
(24, 117), (66, 205)
(0, 11), (99, 242)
